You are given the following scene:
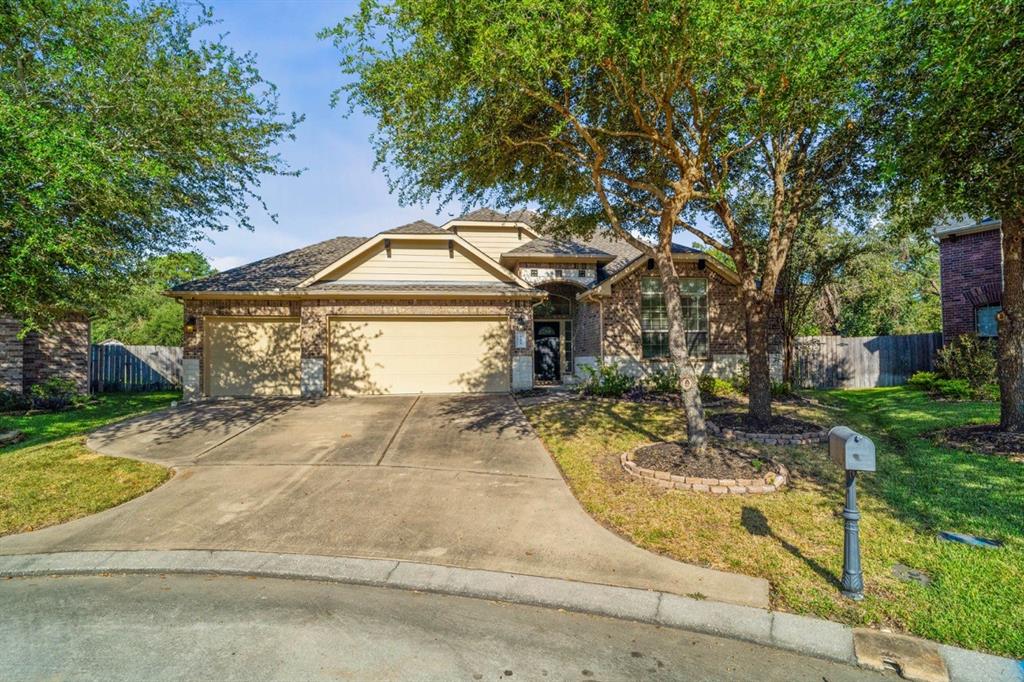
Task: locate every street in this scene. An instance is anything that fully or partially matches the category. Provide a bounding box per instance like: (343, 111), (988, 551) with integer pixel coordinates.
(0, 574), (887, 681)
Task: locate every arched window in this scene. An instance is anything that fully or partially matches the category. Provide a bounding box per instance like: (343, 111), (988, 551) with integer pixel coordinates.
(533, 292), (573, 318)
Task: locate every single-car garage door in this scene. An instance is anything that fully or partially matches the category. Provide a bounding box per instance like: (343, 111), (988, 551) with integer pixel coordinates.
(205, 318), (301, 396)
(329, 317), (509, 395)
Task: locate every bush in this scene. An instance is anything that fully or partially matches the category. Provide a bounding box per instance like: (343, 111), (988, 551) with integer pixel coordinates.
(645, 366), (680, 394)
(579, 361), (637, 397)
(934, 378), (973, 401)
(730, 361), (750, 393)
(0, 389), (30, 413)
(907, 371), (939, 392)
(698, 374), (740, 399)
(935, 335), (996, 390)
(771, 381), (794, 398)
(27, 378), (83, 411)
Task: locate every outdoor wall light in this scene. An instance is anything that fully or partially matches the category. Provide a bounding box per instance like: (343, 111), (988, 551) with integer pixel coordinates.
(184, 316), (197, 334)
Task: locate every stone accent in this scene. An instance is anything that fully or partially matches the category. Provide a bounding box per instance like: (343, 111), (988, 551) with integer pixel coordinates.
(706, 420), (827, 446)
(512, 355), (534, 391)
(182, 358), (200, 401)
(938, 227), (1002, 343)
(301, 358), (325, 397)
(621, 448), (789, 494)
(0, 318), (23, 393)
(183, 297), (535, 397)
(1, 315), (90, 395)
(517, 262), (598, 288)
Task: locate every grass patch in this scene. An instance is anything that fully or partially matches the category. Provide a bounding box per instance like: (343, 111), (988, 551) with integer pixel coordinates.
(524, 387), (1024, 658)
(0, 392), (177, 536)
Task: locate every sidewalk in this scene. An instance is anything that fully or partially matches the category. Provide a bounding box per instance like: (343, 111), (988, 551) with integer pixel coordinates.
(0, 550), (1019, 682)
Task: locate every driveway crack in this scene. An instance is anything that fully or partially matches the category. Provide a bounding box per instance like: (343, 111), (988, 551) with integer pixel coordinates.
(375, 395), (419, 466)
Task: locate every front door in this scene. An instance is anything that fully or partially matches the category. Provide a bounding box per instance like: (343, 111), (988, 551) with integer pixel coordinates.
(534, 321), (561, 381)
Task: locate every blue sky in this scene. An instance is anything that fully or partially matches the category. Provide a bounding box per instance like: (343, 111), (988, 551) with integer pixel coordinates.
(195, 1), (451, 272)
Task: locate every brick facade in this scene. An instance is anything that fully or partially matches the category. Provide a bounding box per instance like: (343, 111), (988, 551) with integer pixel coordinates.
(0, 315), (90, 395)
(938, 228), (1002, 343)
(183, 297), (533, 397)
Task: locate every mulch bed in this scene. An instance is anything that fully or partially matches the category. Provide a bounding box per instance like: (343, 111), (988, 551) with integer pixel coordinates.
(709, 411), (824, 435)
(936, 424), (1024, 461)
(631, 440), (774, 480)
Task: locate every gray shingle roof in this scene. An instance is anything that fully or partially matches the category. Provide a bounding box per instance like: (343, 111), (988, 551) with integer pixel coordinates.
(458, 207), (543, 225)
(172, 235), (369, 292)
(306, 281), (541, 296)
(383, 220), (444, 234)
(502, 237), (614, 260)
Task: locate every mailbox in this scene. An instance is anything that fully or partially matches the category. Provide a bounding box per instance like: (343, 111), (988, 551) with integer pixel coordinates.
(828, 426), (876, 472)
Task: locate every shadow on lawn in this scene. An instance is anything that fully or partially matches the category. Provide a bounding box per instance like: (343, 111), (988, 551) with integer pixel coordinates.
(741, 506), (842, 590)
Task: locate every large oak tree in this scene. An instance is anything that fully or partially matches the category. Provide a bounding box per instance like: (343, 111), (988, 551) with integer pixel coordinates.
(0, 0), (299, 330)
(327, 0), (886, 438)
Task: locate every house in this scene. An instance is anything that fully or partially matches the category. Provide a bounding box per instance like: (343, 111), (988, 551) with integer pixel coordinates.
(0, 316), (91, 395)
(170, 209), (764, 398)
(934, 217), (1003, 343)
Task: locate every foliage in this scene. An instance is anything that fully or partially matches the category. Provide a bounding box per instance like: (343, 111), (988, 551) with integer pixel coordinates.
(697, 375), (739, 400)
(524, 387), (1023, 657)
(645, 366), (679, 394)
(91, 252), (214, 346)
(0, 0), (299, 330)
(579, 362), (636, 398)
(771, 381), (794, 398)
(935, 335), (998, 392)
(26, 378), (85, 412)
(907, 371), (940, 392)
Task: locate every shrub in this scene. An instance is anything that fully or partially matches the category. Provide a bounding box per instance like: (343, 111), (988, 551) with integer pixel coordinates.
(0, 389), (29, 413)
(579, 361), (637, 397)
(730, 361), (750, 394)
(645, 365), (680, 394)
(771, 381), (794, 398)
(27, 378), (82, 411)
(935, 335), (996, 391)
(698, 374), (740, 399)
(907, 371), (939, 392)
(934, 378), (973, 401)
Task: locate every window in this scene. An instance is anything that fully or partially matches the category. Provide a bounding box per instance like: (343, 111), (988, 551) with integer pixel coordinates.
(640, 277), (709, 358)
(530, 269), (538, 277)
(577, 269), (587, 277)
(977, 305), (1001, 337)
(555, 269), (563, 278)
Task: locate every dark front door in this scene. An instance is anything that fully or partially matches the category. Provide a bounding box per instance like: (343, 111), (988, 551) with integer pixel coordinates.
(534, 322), (561, 381)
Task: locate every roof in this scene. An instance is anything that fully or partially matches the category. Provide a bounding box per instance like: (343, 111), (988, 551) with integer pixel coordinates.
(501, 237), (614, 261)
(383, 220), (445, 234)
(457, 207), (543, 225)
(305, 281), (543, 297)
(933, 217), (1001, 238)
(172, 235), (368, 292)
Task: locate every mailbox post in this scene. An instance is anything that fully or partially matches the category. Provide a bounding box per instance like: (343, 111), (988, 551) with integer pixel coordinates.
(828, 426), (876, 601)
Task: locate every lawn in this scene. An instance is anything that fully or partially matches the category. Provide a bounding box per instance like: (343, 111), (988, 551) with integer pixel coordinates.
(0, 392), (178, 536)
(523, 387), (1024, 658)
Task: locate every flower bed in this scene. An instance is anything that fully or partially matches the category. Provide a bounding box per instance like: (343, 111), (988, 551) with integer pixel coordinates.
(621, 444), (789, 494)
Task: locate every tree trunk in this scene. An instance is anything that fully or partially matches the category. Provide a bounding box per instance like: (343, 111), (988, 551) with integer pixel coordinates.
(743, 293), (773, 425)
(654, 250), (707, 451)
(999, 213), (1024, 431)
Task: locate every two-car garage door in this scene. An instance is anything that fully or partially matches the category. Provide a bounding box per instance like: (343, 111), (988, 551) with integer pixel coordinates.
(204, 316), (510, 396)
(329, 317), (509, 395)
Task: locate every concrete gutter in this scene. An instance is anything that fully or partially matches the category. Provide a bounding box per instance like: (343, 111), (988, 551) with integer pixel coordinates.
(0, 550), (1019, 682)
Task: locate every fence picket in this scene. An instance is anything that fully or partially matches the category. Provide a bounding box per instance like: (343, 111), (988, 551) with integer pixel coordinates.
(89, 344), (182, 392)
(792, 332), (941, 390)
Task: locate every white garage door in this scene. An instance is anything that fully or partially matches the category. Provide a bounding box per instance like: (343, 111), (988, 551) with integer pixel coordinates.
(329, 317), (509, 395)
(205, 318), (301, 397)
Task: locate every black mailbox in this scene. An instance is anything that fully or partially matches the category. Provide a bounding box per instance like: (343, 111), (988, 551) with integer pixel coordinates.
(828, 426), (876, 472)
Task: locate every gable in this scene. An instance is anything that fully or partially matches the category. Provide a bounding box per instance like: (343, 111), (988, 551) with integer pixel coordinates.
(449, 224), (538, 261)
(317, 238), (515, 284)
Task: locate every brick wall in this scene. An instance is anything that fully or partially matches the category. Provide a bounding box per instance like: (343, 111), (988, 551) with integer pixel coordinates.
(0, 318), (23, 393)
(574, 301), (601, 357)
(183, 297), (533, 396)
(21, 315), (91, 394)
(939, 228), (1002, 343)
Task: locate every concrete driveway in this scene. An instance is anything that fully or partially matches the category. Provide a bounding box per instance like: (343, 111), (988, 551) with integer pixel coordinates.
(0, 395), (768, 608)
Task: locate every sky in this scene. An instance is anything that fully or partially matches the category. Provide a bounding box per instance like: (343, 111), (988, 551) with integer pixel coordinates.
(194, 0), (451, 272)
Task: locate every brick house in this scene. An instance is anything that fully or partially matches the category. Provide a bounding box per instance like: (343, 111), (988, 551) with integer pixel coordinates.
(935, 217), (1003, 343)
(170, 209), (779, 399)
(0, 316), (91, 395)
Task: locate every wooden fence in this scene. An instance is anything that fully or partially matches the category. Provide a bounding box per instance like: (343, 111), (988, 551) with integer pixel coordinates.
(90, 344), (182, 392)
(792, 333), (942, 389)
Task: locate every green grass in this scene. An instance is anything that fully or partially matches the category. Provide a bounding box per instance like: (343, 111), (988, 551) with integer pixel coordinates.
(0, 392), (178, 536)
(524, 387), (1024, 658)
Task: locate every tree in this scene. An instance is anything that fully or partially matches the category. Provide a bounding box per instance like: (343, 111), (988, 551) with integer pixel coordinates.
(328, 0), (887, 432)
(879, 1), (1024, 429)
(91, 252), (213, 346)
(0, 0), (299, 330)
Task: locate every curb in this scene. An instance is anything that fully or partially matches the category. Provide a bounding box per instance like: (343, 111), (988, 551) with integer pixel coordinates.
(0, 550), (1019, 682)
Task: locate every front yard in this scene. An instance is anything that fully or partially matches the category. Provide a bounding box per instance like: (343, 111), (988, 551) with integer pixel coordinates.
(0, 392), (177, 536)
(523, 387), (1024, 658)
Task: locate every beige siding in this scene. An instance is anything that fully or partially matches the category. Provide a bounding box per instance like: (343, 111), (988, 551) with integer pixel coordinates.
(205, 318), (301, 396)
(329, 316), (509, 395)
(453, 226), (533, 261)
(322, 240), (510, 282)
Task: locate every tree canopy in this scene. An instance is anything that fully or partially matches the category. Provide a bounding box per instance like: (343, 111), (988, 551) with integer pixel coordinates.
(90, 251), (213, 346)
(0, 0), (299, 330)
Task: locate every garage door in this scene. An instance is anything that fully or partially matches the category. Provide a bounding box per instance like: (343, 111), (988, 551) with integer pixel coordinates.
(329, 317), (509, 395)
(206, 318), (301, 396)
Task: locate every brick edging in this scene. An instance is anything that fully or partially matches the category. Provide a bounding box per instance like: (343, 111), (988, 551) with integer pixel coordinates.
(621, 447), (789, 494)
(707, 420), (827, 446)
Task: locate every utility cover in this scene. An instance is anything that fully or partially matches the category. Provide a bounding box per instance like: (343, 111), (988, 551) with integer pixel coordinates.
(936, 531), (1003, 549)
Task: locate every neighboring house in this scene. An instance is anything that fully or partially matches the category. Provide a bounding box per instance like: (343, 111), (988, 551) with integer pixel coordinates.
(934, 217), (1003, 344)
(170, 209), (775, 398)
(0, 315), (91, 395)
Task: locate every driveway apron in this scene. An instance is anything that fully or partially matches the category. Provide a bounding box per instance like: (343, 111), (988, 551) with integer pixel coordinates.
(0, 395), (769, 608)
